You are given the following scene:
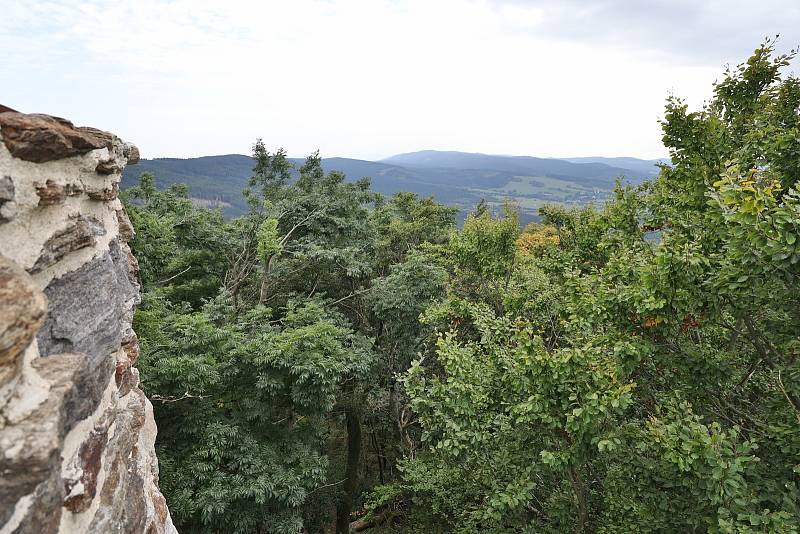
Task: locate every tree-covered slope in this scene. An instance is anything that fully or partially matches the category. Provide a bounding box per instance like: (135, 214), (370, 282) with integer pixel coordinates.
(121, 152), (658, 220)
(120, 154), (255, 212)
(381, 150), (650, 185)
(560, 156), (667, 176)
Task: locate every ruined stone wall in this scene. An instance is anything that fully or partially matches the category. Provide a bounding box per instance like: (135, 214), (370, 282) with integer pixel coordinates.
(0, 111), (176, 533)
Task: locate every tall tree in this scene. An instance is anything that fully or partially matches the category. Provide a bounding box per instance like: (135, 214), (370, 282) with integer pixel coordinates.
(394, 41), (800, 533)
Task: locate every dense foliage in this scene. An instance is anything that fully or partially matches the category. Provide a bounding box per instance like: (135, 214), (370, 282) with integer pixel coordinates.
(126, 43), (799, 533)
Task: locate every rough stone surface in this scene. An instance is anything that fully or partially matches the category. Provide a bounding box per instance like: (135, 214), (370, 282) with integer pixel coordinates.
(34, 180), (66, 206)
(121, 333), (140, 366)
(33, 352), (109, 441)
(0, 353), (85, 527)
(11, 467), (63, 534)
(63, 416), (110, 513)
(0, 176), (15, 222)
(115, 345), (139, 397)
(86, 181), (119, 201)
(0, 113), (106, 164)
(123, 143), (140, 165)
(29, 215), (106, 274)
(0, 111), (176, 533)
(0, 257), (46, 392)
(36, 241), (135, 368)
(95, 157), (122, 175)
(88, 389), (153, 533)
(116, 207), (135, 242)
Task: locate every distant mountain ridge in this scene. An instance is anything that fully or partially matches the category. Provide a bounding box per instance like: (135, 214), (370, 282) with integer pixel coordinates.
(381, 150), (652, 183)
(559, 156), (667, 177)
(121, 150), (666, 222)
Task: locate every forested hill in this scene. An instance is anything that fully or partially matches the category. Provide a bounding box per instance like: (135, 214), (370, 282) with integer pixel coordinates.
(120, 151), (662, 219)
(559, 156), (670, 175)
(380, 150), (661, 181)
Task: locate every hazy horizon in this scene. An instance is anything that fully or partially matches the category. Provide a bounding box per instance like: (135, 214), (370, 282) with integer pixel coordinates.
(130, 149), (667, 162)
(3, 1), (798, 161)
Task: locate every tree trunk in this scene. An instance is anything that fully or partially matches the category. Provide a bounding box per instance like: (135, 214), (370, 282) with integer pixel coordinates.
(371, 431), (385, 484)
(336, 406), (362, 534)
(569, 464), (589, 534)
(350, 507), (395, 532)
(389, 382), (405, 455)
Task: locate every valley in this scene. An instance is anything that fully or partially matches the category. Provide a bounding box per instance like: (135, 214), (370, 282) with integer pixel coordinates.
(121, 150), (663, 222)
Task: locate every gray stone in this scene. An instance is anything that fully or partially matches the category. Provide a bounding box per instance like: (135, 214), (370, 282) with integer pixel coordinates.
(0, 176), (15, 222)
(0, 353), (84, 528)
(10, 467), (62, 534)
(33, 351), (111, 436)
(123, 143), (140, 165)
(0, 177), (13, 202)
(37, 240), (136, 371)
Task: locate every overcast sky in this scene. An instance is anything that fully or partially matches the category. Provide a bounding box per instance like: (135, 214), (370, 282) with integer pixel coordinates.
(2, 0), (798, 160)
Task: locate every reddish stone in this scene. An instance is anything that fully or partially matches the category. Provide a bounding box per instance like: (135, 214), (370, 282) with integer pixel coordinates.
(95, 158), (122, 175)
(86, 182), (119, 201)
(115, 351), (138, 397)
(125, 144), (140, 165)
(63, 423), (110, 513)
(0, 112), (107, 163)
(35, 180), (66, 205)
(116, 207), (135, 242)
(0, 256), (47, 388)
(114, 357), (129, 387)
(121, 333), (140, 366)
(126, 247), (140, 284)
(76, 127), (114, 150)
(34, 180), (82, 204)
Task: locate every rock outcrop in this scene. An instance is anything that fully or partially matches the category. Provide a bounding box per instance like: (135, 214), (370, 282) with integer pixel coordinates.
(0, 110), (176, 533)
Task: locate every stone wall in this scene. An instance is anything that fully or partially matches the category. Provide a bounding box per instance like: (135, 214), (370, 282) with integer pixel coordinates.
(0, 111), (176, 533)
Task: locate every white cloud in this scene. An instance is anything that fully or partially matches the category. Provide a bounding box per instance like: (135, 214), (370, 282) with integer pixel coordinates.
(1, 0), (790, 160)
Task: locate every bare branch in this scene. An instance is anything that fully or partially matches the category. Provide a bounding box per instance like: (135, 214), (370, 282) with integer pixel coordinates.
(154, 266), (192, 286)
(308, 478), (347, 496)
(330, 287), (372, 306)
(150, 390), (209, 403)
(777, 370), (800, 424)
